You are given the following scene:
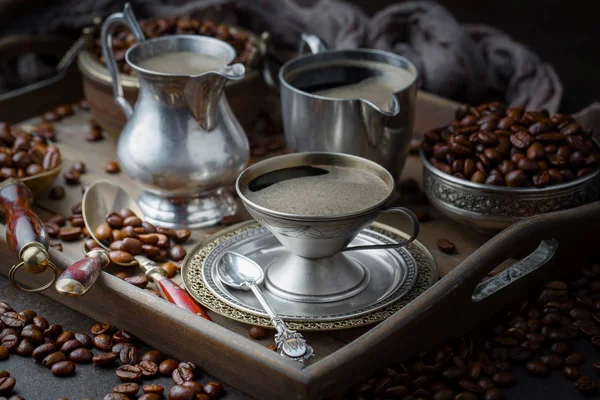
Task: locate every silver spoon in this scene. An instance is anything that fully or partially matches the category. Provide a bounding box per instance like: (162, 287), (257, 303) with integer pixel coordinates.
(217, 252), (314, 363)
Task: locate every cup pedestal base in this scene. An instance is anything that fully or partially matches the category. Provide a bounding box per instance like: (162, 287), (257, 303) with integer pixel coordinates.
(264, 252), (370, 303)
(137, 188), (237, 229)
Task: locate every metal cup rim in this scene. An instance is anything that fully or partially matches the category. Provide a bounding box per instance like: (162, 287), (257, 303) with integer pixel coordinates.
(235, 152), (395, 222)
(278, 48), (419, 104)
(124, 34), (238, 78)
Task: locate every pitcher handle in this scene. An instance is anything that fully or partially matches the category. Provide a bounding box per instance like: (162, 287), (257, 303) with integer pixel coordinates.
(342, 207), (420, 252)
(298, 33), (328, 56)
(100, 2), (145, 119)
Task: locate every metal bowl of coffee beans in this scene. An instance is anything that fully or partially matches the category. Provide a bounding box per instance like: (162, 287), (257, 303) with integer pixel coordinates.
(420, 102), (600, 236)
(77, 17), (268, 134)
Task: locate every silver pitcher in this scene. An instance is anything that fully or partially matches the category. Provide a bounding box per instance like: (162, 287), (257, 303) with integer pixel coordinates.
(101, 4), (249, 229)
(279, 34), (418, 180)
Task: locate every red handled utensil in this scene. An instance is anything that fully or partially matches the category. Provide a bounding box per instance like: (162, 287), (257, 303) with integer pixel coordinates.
(0, 178), (58, 292)
(55, 180), (212, 321)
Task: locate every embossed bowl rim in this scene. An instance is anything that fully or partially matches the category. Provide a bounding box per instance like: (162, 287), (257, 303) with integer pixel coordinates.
(235, 152), (395, 221)
(420, 147), (600, 195)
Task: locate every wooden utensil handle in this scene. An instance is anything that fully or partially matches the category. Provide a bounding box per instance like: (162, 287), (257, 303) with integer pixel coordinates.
(55, 250), (110, 297)
(155, 276), (212, 321)
(0, 179), (48, 257)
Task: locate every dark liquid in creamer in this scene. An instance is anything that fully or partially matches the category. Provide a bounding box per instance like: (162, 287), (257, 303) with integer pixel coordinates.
(244, 165), (390, 216)
(287, 59), (414, 111)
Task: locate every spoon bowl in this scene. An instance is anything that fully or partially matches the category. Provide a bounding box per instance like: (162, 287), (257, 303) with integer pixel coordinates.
(83, 180), (144, 267)
(217, 252), (265, 290)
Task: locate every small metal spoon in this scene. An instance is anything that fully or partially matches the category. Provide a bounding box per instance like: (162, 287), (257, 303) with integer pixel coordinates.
(217, 252), (314, 363)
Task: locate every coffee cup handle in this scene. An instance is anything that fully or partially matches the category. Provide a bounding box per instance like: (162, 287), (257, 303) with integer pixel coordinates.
(100, 2), (145, 119)
(342, 207), (420, 252)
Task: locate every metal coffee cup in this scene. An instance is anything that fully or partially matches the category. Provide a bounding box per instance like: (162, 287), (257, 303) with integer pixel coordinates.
(236, 152), (419, 303)
(278, 34), (418, 180)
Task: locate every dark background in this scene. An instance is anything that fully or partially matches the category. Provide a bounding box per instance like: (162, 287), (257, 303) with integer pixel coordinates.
(345, 0), (599, 113)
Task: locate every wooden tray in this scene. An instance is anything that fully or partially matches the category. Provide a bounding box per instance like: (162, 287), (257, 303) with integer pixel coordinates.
(1, 89), (598, 399)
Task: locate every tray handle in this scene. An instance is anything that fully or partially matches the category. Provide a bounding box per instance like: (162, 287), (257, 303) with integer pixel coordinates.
(471, 238), (559, 302)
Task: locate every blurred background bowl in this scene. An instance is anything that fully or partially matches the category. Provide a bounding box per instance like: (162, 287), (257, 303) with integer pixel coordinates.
(421, 151), (600, 236)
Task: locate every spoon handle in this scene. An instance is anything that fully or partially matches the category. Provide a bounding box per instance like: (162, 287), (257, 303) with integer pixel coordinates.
(248, 282), (314, 362)
(55, 250), (110, 296)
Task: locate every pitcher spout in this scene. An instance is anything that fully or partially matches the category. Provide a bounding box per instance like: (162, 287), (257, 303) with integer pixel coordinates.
(184, 63), (246, 131)
(359, 94), (400, 146)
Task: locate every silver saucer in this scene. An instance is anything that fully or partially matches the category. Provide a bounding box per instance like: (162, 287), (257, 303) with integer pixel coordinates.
(199, 226), (418, 321)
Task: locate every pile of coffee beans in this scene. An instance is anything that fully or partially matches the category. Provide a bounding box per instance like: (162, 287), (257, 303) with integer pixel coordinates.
(0, 122), (62, 181)
(346, 262), (600, 399)
(93, 17), (258, 75)
(90, 208), (190, 266)
(0, 301), (226, 399)
(421, 102), (599, 187)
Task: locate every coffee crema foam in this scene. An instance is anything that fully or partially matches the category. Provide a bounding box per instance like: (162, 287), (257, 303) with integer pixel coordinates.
(244, 165), (390, 217)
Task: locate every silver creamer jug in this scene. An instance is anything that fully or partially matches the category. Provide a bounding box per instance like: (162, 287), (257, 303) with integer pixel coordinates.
(101, 4), (249, 228)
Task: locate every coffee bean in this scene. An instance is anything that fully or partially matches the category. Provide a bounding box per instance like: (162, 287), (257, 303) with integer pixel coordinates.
(120, 346), (140, 365)
(113, 330), (135, 343)
(159, 359), (179, 376)
(139, 360), (159, 377)
(0, 377), (16, 395)
(541, 354), (564, 369)
(508, 346), (531, 362)
(56, 331), (75, 347)
(72, 333), (92, 349)
(550, 342), (571, 355)
(139, 394), (162, 400)
(64, 169), (80, 185)
(141, 350), (165, 365)
(203, 381), (224, 398)
(94, 334), (114, 351)
(60, 339), (83, 354)
(437, 239), (456, 254)
(125, 275), (148, 289)
(42, 351), (67, 368)
(95, 224), (113, 241)
(248, 326), (268, 340)
(58, 226), (82, 241)
(525, 360), (549, 377)
(113, 382), (139, 396)
(505, 169), (526, 187)
(122, 237), (143, 255)
(483, 388), (504, 400)
(112, 342), (133, 354)
(0, 346), (9, 360)
(51, 360), (76, 377)
(116, 364), (142, 381)
(44, 324), (63, 339)
(563, 366), (582, 380)
(93, 352), (119, 367)
(109, 251), (134, 264)
(161, 262), (178, 278)
(1, 313), (26, 330)
(492, 372), (515, 387)
(69, 348), (93, 364)
(173, 229), (191, 243)
(105, 161), (121, 173)
(168, 385), (195, 400)
(1, 335), (18, 351)
(576, 376), (598, 394)
(172, 365), (195, 384)
(565, 352), (585, 366)
(91, 323), (111, 335)
(167, 245), (186, 262)
(143, 384), (164, 395)
(21, 326), (44, 344)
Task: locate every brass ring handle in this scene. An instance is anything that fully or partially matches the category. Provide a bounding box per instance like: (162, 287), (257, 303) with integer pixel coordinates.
(9, 260), (58, 293)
